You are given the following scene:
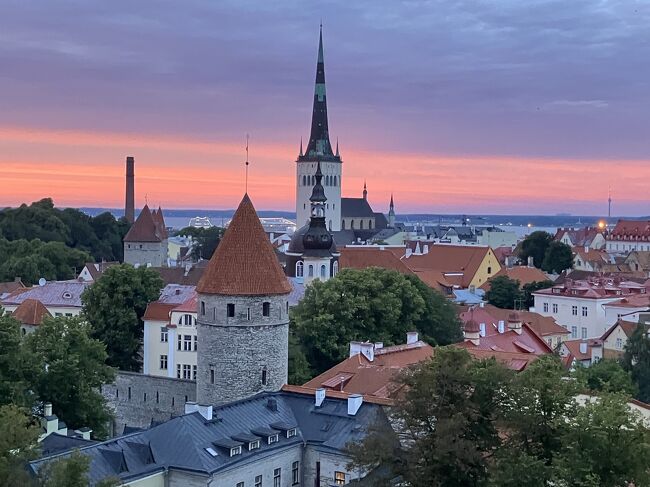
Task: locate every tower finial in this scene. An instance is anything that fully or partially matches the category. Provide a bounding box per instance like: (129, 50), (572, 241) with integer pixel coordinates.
(363, 180), (368, 200)
(335, 137), (339, 157)
(245, 134), (250, 193)
(299, 137), (303, 157)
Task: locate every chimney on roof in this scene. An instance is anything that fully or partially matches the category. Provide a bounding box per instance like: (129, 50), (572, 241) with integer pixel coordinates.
(266, 397), (278, 412)
(185, 401), (214, 420)
(44, 402), (52, 417)
(463, 319), (480, 345)
(14, 276), (21, 283)
(406, 331), (419, 345)
(508, 312), (522, 334)
(527, 256), (534, 268)
(347, 394), (363, 416)
(349, 341), (374, 361)
(374, 342), (384, 350)
(125, 156), (135, 224)
(469, 285), (476, 294)
(315, 388), (326, 408)
(505, 256), (514, 269)
(405, 247), (412, 258)
(74, 428), (92, 441)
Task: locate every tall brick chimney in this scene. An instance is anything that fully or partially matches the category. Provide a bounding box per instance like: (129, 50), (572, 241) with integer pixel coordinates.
(125, 156), (135, 223)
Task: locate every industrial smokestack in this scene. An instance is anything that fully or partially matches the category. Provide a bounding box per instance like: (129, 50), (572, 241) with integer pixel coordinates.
(125, 156), (135, 223)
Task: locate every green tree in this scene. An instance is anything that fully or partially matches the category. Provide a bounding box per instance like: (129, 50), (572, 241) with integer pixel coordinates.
(622, 323), (650, 402)
(485, 275), (522, 309)
(176, 226), (224, 260)
(574, 358), (637, 395)
(518, 231), (553, 268)
(288, 329), (312, 385)
(521, 280), (553, 308)
(349, 348), (511, 487)
(38, 451), (90, 487)
(555, 394), (650, 486)
(541, 241), (573, 274)
(82, 264), (163, 371)
(24, 317), (116, 438)
(0, 312), (37, 407)
(291, 268), (462, 375)
(0, 405), (40, 487)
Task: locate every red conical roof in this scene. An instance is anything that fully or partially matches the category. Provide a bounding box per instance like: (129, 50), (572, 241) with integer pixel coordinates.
(12, 298), (51, 326)
(124, 205), (165, 242)
(196, 194), (291, 296)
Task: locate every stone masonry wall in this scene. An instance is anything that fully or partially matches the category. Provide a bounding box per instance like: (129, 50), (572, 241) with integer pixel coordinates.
(196, 293), (289, 406)
(102, 371), (196, 436)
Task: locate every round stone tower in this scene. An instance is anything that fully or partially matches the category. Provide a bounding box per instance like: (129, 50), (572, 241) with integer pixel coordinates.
(195, 194), (292, 406)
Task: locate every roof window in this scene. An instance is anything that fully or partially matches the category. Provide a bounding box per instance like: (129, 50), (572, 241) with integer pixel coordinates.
(62, 292), (73, 299)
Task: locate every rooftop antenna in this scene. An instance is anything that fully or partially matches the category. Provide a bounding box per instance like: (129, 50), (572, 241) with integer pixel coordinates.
(245, 134), (250, 193)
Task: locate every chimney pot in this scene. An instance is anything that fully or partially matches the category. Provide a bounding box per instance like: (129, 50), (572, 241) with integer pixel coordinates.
(315, 388), (326, 408)
(528, 256), (534, 267)
(44, 402), (53, 417)
(406, 331), (419, 344)
(347, 394), (363, 416)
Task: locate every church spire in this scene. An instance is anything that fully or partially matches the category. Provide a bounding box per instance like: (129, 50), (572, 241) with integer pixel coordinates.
(363, 180), (368, 200)
(303, 25), (336, 160)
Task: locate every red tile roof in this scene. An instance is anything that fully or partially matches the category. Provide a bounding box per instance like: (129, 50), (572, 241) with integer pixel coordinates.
(534, 276), (650, 299)
(303, 341), (434, 398)
(196, 194), (291, 296)
(123, 205), (167, 243)
(143, 302), (176, 322)
(339, 247), (414, 275)
(0, 279), (25, 297)
(554, 227), (603, 246)
(609, 220), (650, 241)
(472, 304), (569, 338)
(281, 384), (394, 406)
(11, 299), (51, 326)
(463, 349), (540, 371)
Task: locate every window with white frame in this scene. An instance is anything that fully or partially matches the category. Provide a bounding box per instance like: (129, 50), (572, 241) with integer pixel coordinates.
(581, 306), (588, 317)
(581, 327), (587, 339)
(332, 261), (339, 276)
(571, 326), (577, 339)
(192, 365), (197, 380)
(230, 446), (242, 457)
(296, 261), (304, 278)
(287, 428), (297, 438)
(274, 469), (281, 487)
(182, 364), (191, 379)
(193, 335), (197, 351)
(292, 461), (299, 485)
(160, 327), (168, 342)
(334, 471), (346, 485)
(616, 337), (623, 349)
(183, 335), (192, 351)
(255, 475), (262, 487)
(572, 306), (578, 316)
(160, 354), (168, 369)
(543, 303), (549, 313)
(552, 303), (558, 313)
(268, 433), (279, 444)
(249, 440), (260, 451)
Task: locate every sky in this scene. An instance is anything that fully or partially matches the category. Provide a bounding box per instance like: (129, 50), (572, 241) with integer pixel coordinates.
(1, 0), (649, 215)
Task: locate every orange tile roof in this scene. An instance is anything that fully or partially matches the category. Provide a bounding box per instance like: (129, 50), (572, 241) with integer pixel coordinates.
(123, 205), (166, 243)
(143, 302), (176, 322)
(573, 247), (610, 264)
(603, 294), (650, 309)
(339, 247), (414, 275)
(196, 194), (291, 296)
(562, 338), (601, 361)
(402, 244), (498, 288)
(476, 304), (569, 338)
(481, 266), (550, 291)
(462, 348), (540, 371)
(303, 341), (434, 398)
(610, 220), (650, 240)
(11, 298), (51, 326)
(281, 384), (394, 406)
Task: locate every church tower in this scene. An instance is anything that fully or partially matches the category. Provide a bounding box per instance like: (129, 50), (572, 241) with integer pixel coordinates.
(388, 194), (396, 228)
(296, 26), (342, 231)
(195, 194), (292, 406)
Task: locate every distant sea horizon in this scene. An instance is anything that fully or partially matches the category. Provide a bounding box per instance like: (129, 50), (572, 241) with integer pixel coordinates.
(79, 207), (647, 232)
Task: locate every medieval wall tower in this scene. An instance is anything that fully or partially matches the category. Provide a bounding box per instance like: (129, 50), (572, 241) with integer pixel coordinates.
(195, 194), (292, 406)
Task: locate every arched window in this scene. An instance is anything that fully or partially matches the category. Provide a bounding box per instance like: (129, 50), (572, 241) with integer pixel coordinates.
(350, 220), (355, 229)
(333, 261), (339, 276)
(200, 301), (205, 315)
(333, 176), (337, 186)
(178, 314), (194, 326)
(308, 265), (314, 277)
(302, 175), (306, 186)
(261, 367), (268, 386)
(360, 220), (364, 229)
(369, 220), (373, 229)
(320, 264), (326, 278)
(329, 220), (332, 230)
(296, 261), (304, 277)
(341, 220), (346, 230)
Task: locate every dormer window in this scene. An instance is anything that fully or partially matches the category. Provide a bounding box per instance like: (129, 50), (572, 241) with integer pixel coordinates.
(268, 434), (279, 444)
(230, 446), (242, 457)
(62, 292), (72, 299)
(249, 440), (260, 451)
(287, 428), (297, 438)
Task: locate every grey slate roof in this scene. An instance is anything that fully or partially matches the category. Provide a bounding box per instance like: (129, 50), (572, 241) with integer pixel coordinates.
(2, 281), (90, 308)
(341, 198), (375, 218)
(157, 284), (196, 304)
(30, 391), (383, 486)
(40, 433), (97, 456)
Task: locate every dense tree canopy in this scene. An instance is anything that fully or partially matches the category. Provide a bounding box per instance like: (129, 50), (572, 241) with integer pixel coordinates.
(0, 198), (129, 267)
(82, 264), (163, 371)
(290, 268), (462, 377)
(521, 279), (554, 308)
(24, 317), (116, 438)
(0, 405), (40, 487)
(541, 241), (573, 274)
(176, 226), (224, 260)
(622, 323), (650, 402)
(518, 231), (553, 268)
(0, 313), (37, 407)
(485, 275), (522, 309)
(350, 351), (650, 487)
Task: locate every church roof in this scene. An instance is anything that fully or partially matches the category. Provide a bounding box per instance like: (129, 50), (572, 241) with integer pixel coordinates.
(123, 205), (166, 243)
(298, 27), (340, 163)
(197, 194), (291, 296)
(341, 198), (375, 218)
